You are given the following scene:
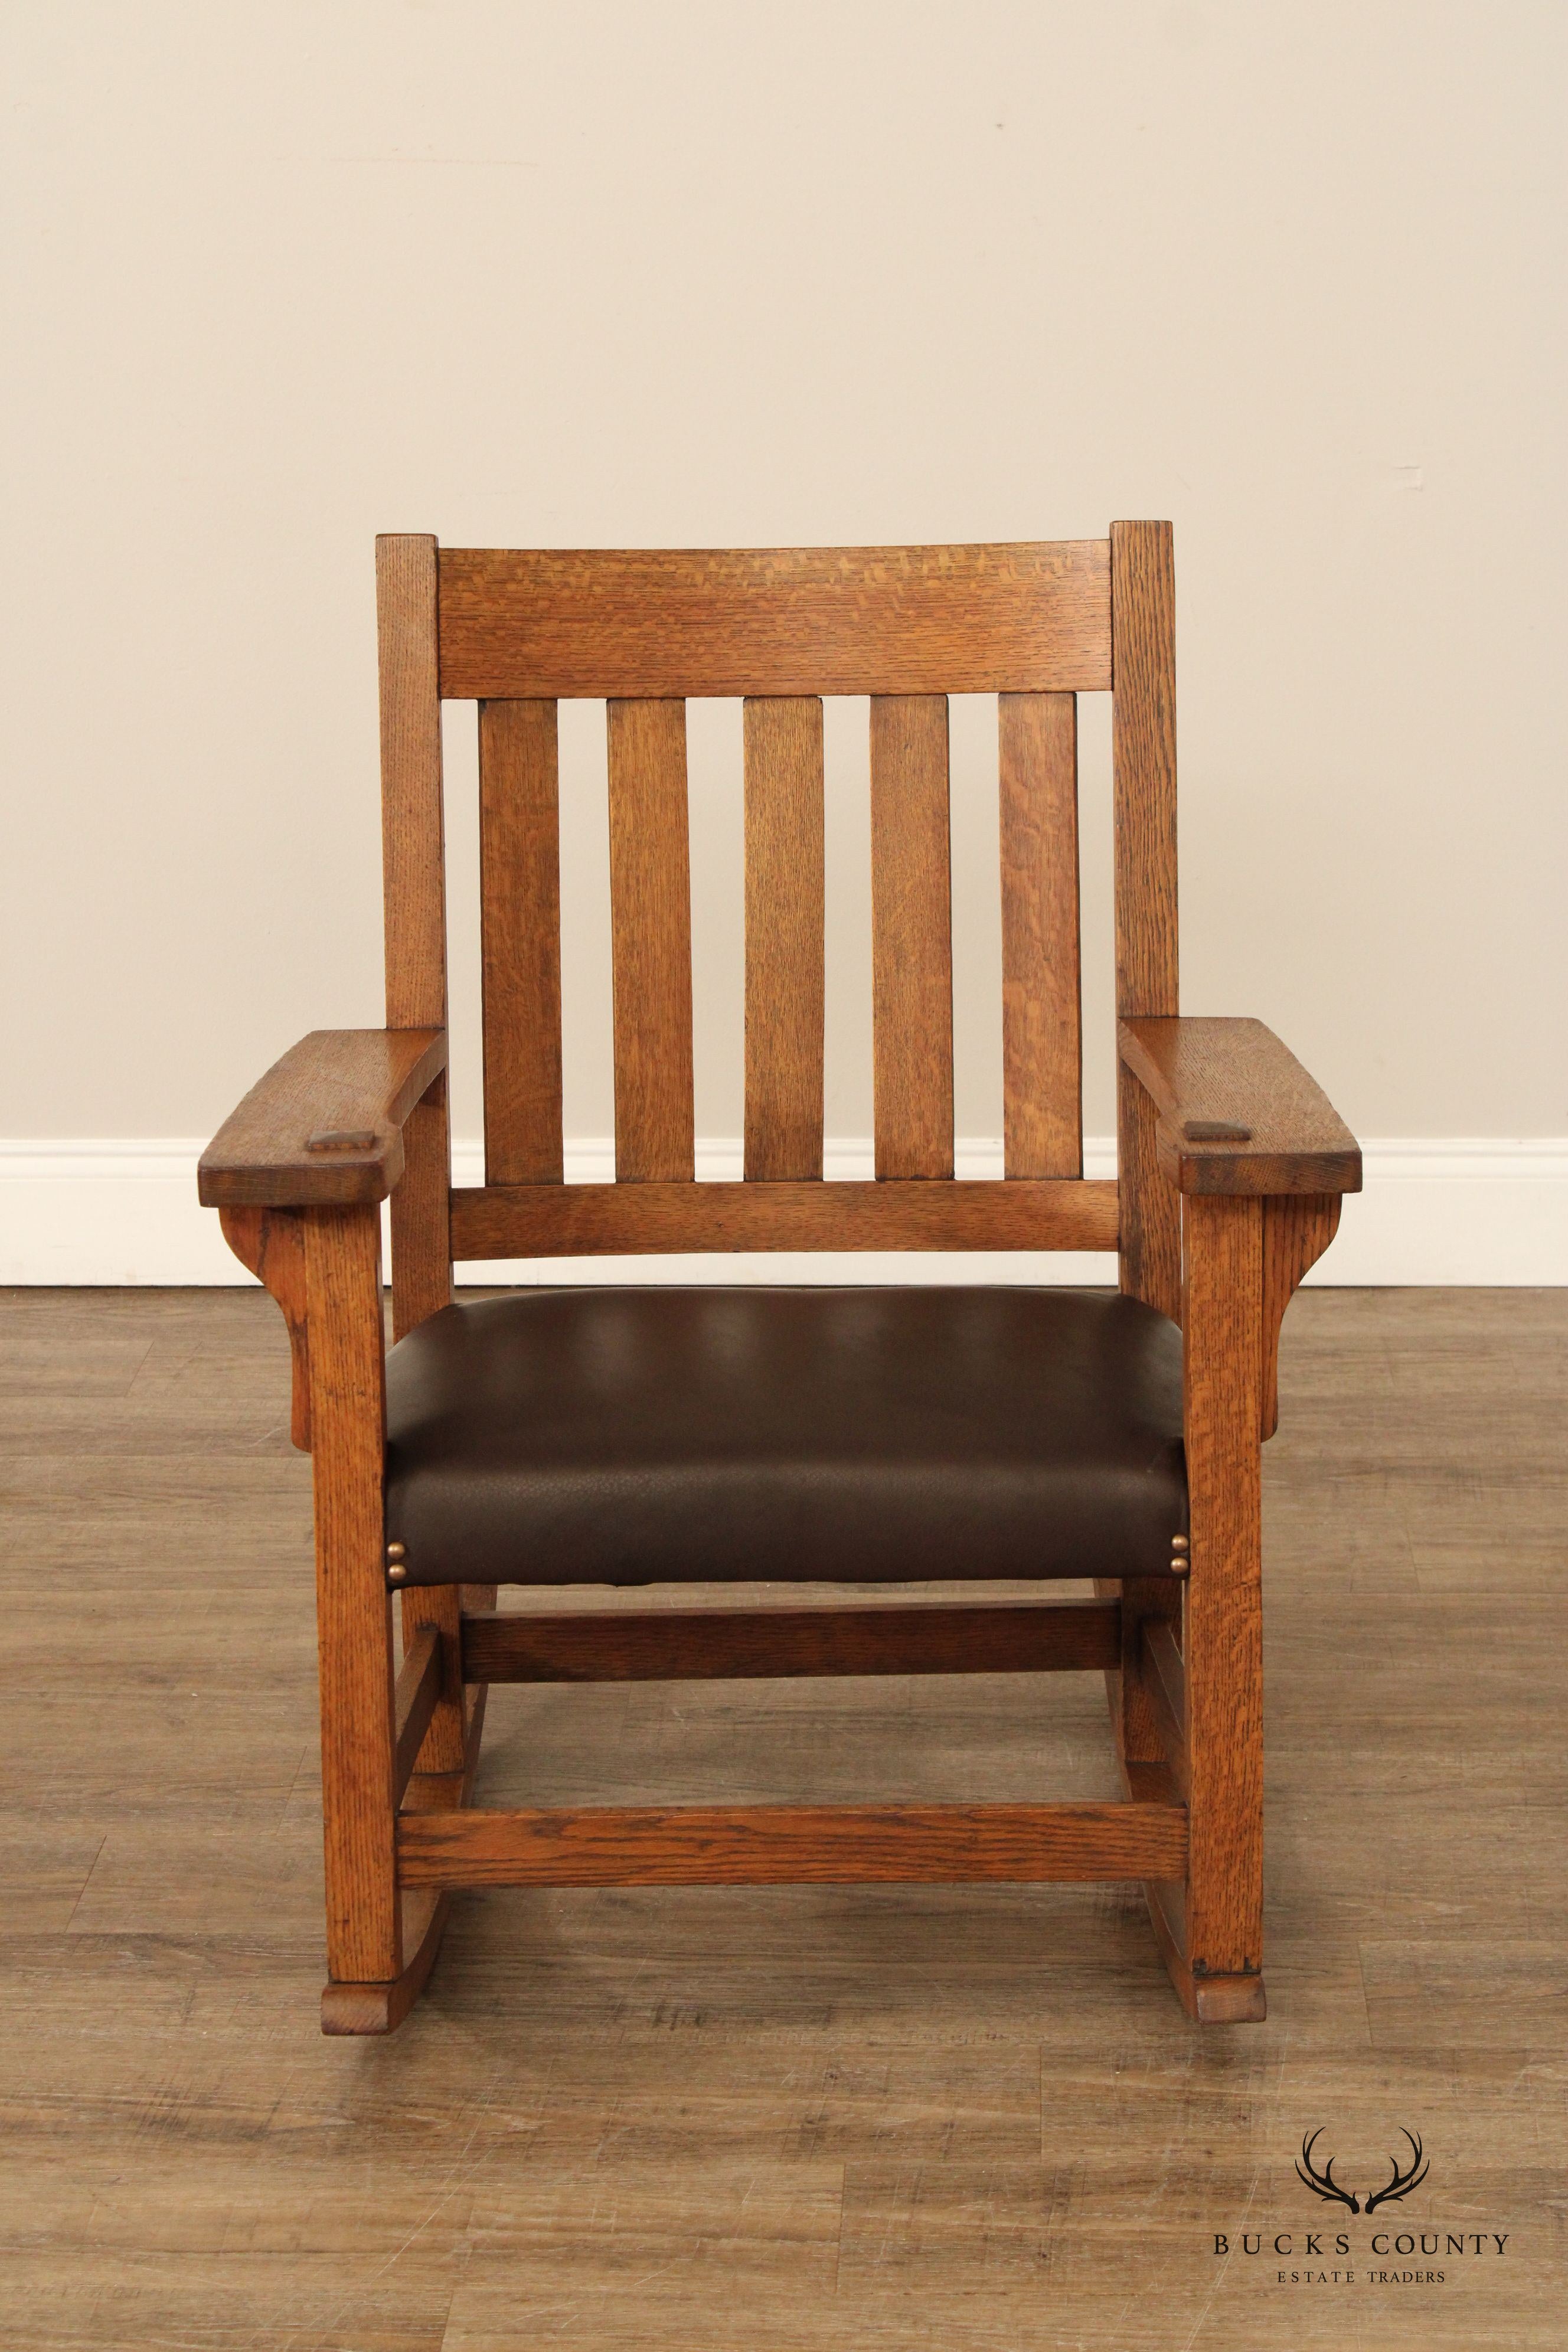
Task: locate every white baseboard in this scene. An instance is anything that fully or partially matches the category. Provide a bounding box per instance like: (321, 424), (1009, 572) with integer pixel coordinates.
(1, 1136), (1563, 1287)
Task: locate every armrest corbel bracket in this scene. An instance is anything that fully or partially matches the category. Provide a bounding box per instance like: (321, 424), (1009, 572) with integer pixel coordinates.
(199, 1028), (447, 1446)
(220, 1205), (312, 1449)
(1260, 1195), (1340, 1438)
(1118, 1017), (1361, 1440)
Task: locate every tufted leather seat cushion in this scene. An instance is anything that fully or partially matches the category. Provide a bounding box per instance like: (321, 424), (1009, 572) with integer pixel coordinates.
(383, 1286), (1187, 1589)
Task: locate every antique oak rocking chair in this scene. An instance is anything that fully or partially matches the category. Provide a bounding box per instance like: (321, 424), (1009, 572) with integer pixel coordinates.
(199, 527), (1360, 2033)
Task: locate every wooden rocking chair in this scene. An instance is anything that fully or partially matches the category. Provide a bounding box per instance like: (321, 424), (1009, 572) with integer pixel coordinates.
(198, 527), (1360, 2033)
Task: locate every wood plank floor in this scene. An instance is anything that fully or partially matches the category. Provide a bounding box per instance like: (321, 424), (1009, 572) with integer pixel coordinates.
(2, 1285), (1564, 2348)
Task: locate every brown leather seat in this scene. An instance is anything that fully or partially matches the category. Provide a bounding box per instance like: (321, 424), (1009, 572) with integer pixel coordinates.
(384, 1286), (1187, 1588)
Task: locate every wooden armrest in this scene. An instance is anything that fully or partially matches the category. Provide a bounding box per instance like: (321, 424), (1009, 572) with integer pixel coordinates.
(1118, 1017), (1361, 1197)
(197, 1029), (447, 1208)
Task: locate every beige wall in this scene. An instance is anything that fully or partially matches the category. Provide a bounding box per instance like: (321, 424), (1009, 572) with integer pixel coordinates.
(5, 1), (1564, 1148)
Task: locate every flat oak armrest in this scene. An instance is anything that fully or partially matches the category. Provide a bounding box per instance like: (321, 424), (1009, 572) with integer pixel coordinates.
(1118, 1017), (1361, 1197)
(197, 1028), (447, 1208)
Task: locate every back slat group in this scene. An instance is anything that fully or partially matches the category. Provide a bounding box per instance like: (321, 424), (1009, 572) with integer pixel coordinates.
(384, 533), (1147, 1269)
(870, 695), (954, 1180)
(743, 698), (825, 1181)
(606, 698), (695, 1182)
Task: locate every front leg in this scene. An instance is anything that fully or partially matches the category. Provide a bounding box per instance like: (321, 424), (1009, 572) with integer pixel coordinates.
(1168, 1191), (1267, 2020)
(303, 1204), (403, 2010)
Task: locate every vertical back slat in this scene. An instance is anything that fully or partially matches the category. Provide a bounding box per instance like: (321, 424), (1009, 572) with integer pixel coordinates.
(376, 533), (452, 1339)
(999, 691), (1082, 1178)
(607, 698), (695, 1181)
(1111, 520), (1181, 1314)
(870, 695), (953, 1180)
(479, 700), (563, 1184)
(743, 697), (825, 1180)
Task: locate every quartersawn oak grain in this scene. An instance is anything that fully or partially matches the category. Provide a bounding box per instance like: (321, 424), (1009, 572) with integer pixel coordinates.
(871, 695), (954, 1179)
(377, 534), (447, 1032)
(1109, 521), (1178, 1023)
(449, 1177), (1120, 1259)
(375, 538), (468, 1797)
(389, 1070), (453, 1340)
(397, 1800), (1190, 1890)
(1109, 522), (1182, 1360)
(217, 1204), (311, 1448)
(1179, 1192), (1265, 1990)
(305, 1205), (400, 1985)
(607, 698), (695, 1181)
(1118, 1016), (1362, 1195)
(999, 691), (1082, 1178)
(1115, 1066), (1181, 1324)
(197, 1028), (447, 1208)
(479, 698), (564, 1185)
(437, 541), (1112, 699)
(743, 697), (825, 1181)
(1261, 1193), (1342, 1438)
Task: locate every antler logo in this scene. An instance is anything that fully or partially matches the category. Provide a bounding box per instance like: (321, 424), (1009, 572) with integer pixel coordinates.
(1296, 2128), (1429, 2214)
(1364, 2131), (1429, 2213)
(1296, 2129), (1361, 2211)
